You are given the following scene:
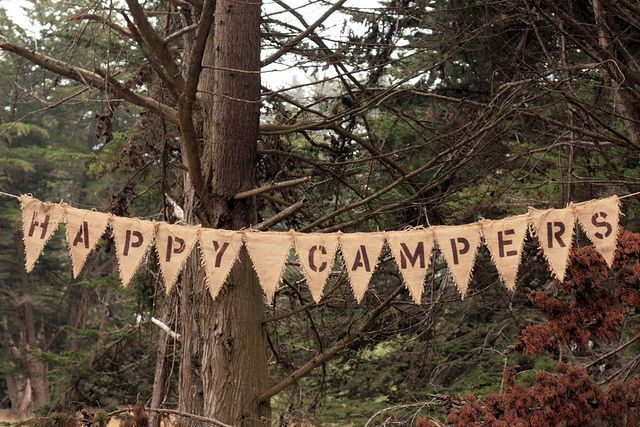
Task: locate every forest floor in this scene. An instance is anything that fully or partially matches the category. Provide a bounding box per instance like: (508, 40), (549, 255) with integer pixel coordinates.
(0, 409), (178, 426)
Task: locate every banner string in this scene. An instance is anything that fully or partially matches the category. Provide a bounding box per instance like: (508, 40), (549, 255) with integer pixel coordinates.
(2, 189), (640, 203)
(618, 191), (640, 200)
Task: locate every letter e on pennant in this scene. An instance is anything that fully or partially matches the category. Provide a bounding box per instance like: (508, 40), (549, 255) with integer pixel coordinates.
(481, 214), (528, 291)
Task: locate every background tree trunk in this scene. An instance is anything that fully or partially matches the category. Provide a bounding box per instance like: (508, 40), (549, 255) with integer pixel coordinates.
(177, 1), (268, 425)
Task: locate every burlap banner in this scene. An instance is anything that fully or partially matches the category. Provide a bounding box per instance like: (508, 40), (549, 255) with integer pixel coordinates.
(199, 228), (244, 300)
(528, 206), (575, 281)
(245, 231), (292, 303)
(386, 229), (434, 303)
(574, 196), (620, 267)
(434, 223), (482, 298)
(111, 216), (156, 287)
(64, 206), (110, 278)
(155, 223), (199, 293)
(481, 214), (529, 291)
(20, 195), (65, 272)
(339, 232), (385, 303)
(293, 232), (339, 302)
(18, 195), (625, 303)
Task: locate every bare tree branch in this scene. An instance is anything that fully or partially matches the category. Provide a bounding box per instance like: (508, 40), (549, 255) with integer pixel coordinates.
(0, 39), (179, 124)
(234, 176), (312, 200)
(177, 0), (216, 215)
(261, 0), (349, 67)
(125, 0), (185, 93)
(258, 282), (405, 402)
(254, 198), (306, 230)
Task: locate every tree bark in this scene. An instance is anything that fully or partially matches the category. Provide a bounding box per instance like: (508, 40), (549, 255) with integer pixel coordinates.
(177, 1), (268, 425)
(149, 291), (178, 427)
(591, 0), (640, 147)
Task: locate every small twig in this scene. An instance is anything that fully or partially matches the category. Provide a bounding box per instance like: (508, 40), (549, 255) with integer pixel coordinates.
(151, 317), (181, 341)
(107, 407), (232, 427)
(585, 332), (640, 369)
(254, 199), (305, 230)
(234, 176), (312, 200)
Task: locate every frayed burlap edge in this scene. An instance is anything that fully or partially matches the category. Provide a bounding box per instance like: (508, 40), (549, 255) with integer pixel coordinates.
(63, 205), (111, 278)
(244, 230), (293, 304)
(572, 195), (620, 268)
(198, 229), (244, 301)
(384, 228), (434, 304)
(154, 224), (200, 295)
(20, 195), (65, 273)
(479, 213), (530, 292)
(292, 232), (339, 303)
(110, 217), (156, 288)
(433, 223), (482, 299)
(527, 207), (575, 282)
(338, 231), (386, 304)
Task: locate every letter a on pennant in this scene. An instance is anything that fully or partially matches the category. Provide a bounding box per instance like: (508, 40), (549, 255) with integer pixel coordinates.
(434, 223), (481, 298)
(386, 229), (434, 303)
(574, 196), (620, 268)
(199, 229), (244, 300)
(528, 207), (575, 281)
(64, 206), (110, 278)
(20, 195), (65, 272)
(339, 232), (385, 303)
(111, 216), (155, 287)
(481, 214), (529, 291)
(244, 231), (292, 304)
(293, 232), (339, 303)
(155, 223), (199, 294)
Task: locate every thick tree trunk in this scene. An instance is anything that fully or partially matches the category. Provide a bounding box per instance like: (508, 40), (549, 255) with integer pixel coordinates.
(177, 1), (268, 425)
(18, 301), (50, 412)
(591, 0), (640, 147)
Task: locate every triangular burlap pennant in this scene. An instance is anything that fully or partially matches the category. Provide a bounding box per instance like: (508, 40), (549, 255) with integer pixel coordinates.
(155, 223), (199, 293)
(20, 195), (65, 272)
(64, 206), (110, 278)
(111, 216), (156, 287)
(573, 196), (620, 268)
(199, 228), (244, 300)
(481, 214), (529, 291)
(386, 229), (434, 303)
(528, 207), (575, 281)
(434, 223), (482, 297)
(293, 232), (339, 302)
(339, 232), (385, 303)
(244, 231), (292, 303)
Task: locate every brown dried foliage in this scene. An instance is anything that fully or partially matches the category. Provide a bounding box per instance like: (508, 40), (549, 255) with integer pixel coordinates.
(447, 364), (640, 426)
(521, 230), (640, 356)
(446, 231), (640, 426)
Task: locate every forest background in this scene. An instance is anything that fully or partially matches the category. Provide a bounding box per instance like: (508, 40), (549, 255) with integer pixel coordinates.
(0, 0), (639, 425)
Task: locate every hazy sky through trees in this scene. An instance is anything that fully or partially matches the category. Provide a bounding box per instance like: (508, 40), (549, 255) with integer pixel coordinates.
(0, 0), (381, 89)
